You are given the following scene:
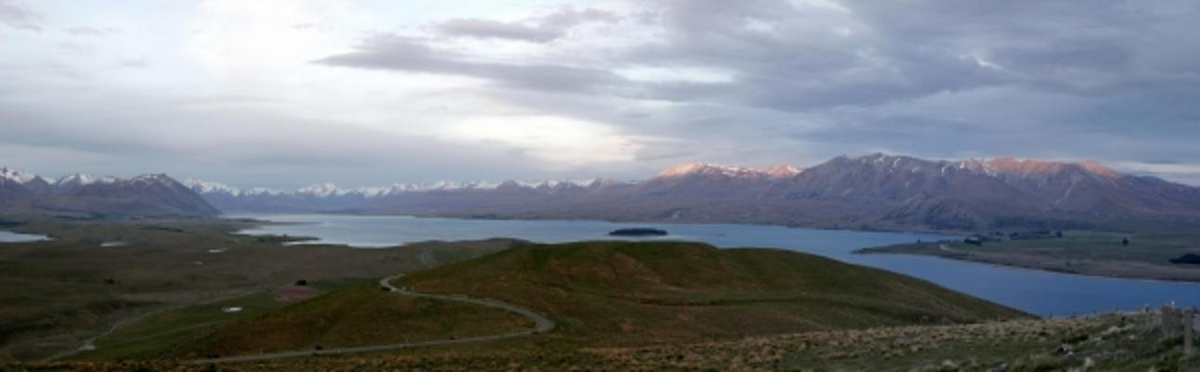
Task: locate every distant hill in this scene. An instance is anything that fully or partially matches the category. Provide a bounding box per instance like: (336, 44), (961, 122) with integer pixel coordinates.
(188, 154), (1200, 232)
(0, 167), (218, 218)
(395, 241), (1026, 344)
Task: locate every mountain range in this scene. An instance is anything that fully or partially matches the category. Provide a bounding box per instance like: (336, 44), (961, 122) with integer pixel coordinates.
(182, 153), (1200, 232)
(3, 153), (1197, 230)
(0, 168), (218, 218)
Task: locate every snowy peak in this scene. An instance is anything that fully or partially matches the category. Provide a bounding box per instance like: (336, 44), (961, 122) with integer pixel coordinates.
(1078, 161), (1121, 179)
(658, 163), (715, 177)
(765, 164), (802, 179)
(184, 179), (243, 196)
(53, 173), (124, 188)
(963, 157), (1124, 180)
(658, 163), (756, 178)
(656, 163), (801, 179)
(297, 183), (344, 197)
(130, 173), (179, 187)
(839, 153), (928, 170)
(0, 168), (217, 217)
(46, 172), (191, 191)
(1, 167), (40, 184)
(185, 178), (613, 199)
(821, 154), (1129, 181)
(55, 173), (97, 188)
(983, 157), (1067, 177)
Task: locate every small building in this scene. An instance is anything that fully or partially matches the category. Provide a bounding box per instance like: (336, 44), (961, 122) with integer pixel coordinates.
(964, 237), (984, 246)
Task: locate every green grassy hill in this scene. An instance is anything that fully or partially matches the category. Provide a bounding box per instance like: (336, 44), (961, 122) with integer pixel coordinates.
(396, 241), (1028, 345)
(178, 283), (533, 359)
(52, 240), (1026, 364)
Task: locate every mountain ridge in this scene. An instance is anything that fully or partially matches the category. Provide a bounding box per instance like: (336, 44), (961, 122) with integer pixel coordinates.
(183, 154), (1200, 231)
(0, 167), (218, 218)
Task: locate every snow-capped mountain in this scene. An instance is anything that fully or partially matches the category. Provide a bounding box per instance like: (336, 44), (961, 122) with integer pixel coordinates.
(184, 179), (621, 199)
(184, 154), (1200, 231)
(0, 167), (218, 217)
(185, 178), (628, 213)
(53, 173), (120, 189)
(11, 153), (1197, 231)
(655, 163), (804, 180)
(1, 167), (40, 184)
(185, 179), (242, 196)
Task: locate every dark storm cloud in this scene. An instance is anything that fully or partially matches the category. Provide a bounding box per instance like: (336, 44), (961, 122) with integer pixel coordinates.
(314, 0), (1200, 183)
(842, 0), (1200, 93)
(631, 0), (1011, 110)
(323, 0), (1014, 110)
(0, 0), (41, 31)
(434, 7), (619, 43)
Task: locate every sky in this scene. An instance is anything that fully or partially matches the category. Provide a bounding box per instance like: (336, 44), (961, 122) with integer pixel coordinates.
(2, 0), (1199, 188)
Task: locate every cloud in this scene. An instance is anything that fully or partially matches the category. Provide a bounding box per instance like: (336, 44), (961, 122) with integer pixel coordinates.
(0, 88), (566, 188)
(1115, 162), (1200, 186)
(117, 59), (148, 69)
(316, 35), (626, 93)
(433, 7), (619, 43)
(5, 0), (1200, 187)
(65, 26), (111, 36)
(436, 19), (558, 43)
(0, 0), (40, 31)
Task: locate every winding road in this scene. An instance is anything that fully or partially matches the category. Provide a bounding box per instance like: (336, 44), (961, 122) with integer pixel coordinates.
(190, 275), (555, 364)
(46, 284), (274, 362)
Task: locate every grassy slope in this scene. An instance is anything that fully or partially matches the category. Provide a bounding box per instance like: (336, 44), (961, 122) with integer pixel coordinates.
(69, 279), (363, 361)
(23, 312), (1200, 371)
(176, 283), (533, 359)
(397, 241), (1027, 346)
(0, 216), (516, 361)
(70, 281), (533, 360)
(861, 231), (1200, 281)
(30, 241), (1200, 371)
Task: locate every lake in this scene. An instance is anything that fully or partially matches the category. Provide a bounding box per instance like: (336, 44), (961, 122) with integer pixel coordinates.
(237, 213), (1200, 316)
(0, 230), (48, 243)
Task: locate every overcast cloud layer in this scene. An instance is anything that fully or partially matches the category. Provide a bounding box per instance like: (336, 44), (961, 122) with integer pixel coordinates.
(2, 0), (1199, 188)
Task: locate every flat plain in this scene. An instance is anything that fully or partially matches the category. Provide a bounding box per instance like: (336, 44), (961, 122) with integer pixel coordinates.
(860, 231), (1200, 282)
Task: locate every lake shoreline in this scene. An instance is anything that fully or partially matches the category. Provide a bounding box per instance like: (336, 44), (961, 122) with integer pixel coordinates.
(858, 242), (1200, 283)
(232, 213), (1200, 316)
(262, 209), (977, 238)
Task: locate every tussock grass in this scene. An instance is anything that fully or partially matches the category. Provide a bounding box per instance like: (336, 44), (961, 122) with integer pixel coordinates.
(398, 241), (1027, 346)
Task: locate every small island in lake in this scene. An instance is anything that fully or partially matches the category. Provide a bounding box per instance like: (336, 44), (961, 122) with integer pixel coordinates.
(608, 228), (669, 237)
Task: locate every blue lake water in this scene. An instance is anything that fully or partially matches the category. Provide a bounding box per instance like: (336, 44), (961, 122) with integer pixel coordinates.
(0, 231), (48, 243)
(236, 213), (1200, 316)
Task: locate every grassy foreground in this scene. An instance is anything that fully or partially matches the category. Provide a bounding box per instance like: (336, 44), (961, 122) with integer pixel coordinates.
(56, 240), (1024, 363)
(15, 312), (1199, 371)
(9, 240), (1199, 370)
(395, 240), (1027, 346)
(0, 215), (516, 361)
